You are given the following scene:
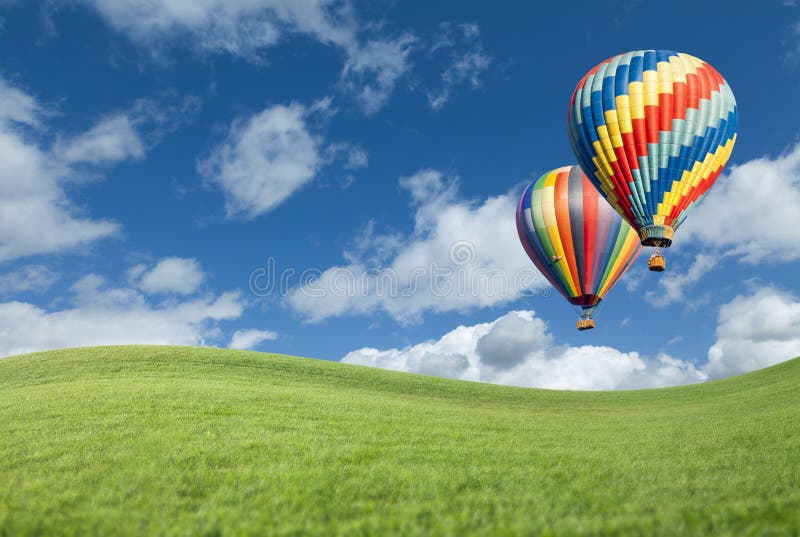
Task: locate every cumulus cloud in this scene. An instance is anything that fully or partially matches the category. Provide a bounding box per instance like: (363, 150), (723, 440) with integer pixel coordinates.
(705, 287), (800, 379)
(475, 309), (551, 369)
(343, 288), (800, 390)
(343, 310), (706, 390)
(286, 169), (541, 323)
(229, 328), (278, 350)
(0, 273), (244, 359)
(132, 257), (205, 295)
(682, 142), (800, 263)
(199, 103), (321, 219)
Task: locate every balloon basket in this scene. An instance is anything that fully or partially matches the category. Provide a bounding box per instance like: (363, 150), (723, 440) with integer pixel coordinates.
(648, 251), (666, 272)
(576, 318), (595, 331)
(639, 225), (674, 248)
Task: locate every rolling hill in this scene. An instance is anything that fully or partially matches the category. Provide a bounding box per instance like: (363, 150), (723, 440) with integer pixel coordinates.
(1, 345), (798, 536)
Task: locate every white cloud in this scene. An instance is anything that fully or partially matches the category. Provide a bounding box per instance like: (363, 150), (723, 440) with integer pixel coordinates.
(287, 169), (547, 323)
(0, 273), (244, 359)
(345, 291), (800, 389)
(229, 328), (277, 350)
(343, 310), (706, 390)
(682, 142), (800, 263)
(79, 0), (353, 58)
(590, 141), (800, 346)
(134, 257), (204, 295)
(199, 103), (321, 219)
(705, 287), (800, 379)
(0, 265), (59, 295)
(645, 254), (718, 308)
(635, 142), (800, 312)
(80, 0), (413, 113)
(55, 114), (145, 165)
(0, 79), (196, 264)
(342, 34), (417, 114)
(426, 23), (490, 109)
(322, 141), (368, 170)
(0, 120), (119, 262)
(54, 95), (201, 166)
(78, 2), (488, 114)
(0, 77), (44, 126)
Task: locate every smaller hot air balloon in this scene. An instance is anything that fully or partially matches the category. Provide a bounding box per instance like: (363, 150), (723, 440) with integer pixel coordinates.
(517, 165), (642, 330)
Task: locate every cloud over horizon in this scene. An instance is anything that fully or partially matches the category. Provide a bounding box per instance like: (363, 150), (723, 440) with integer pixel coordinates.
(0, 259), (246, 358)
(343, 310), (706, 390)
(343, 283), (800, 390)
(705, 286), (800, 379)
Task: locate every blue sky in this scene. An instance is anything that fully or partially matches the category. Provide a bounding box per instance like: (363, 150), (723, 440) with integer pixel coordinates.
(1, 0), (800, 389)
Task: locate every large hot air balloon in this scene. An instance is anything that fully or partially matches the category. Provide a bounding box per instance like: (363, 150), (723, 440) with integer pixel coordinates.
(516, 165), (642, 330)
(567, 50), (738, 271)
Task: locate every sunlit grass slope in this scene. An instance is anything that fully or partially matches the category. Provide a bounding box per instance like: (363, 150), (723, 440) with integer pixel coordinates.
(1, 346), (799, 536)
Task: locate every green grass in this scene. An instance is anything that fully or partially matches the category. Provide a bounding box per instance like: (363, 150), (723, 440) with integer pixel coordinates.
(0, 346), (799, 536)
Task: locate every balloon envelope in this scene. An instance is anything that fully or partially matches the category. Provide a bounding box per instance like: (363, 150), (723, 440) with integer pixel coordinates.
(516, 165), (641, 315)
(567, 50), (738, 247)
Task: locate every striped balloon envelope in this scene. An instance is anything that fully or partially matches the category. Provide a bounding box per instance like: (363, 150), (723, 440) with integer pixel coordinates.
(567, 50), (738, 254)
(516, 165), (641, 329)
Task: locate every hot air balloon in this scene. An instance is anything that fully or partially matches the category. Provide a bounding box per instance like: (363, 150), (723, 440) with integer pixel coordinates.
(516, 165), (642, 330)
(567, 50), (738, 271)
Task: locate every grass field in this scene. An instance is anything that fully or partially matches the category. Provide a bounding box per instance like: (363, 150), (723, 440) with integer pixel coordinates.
(0, 345), (799, 536)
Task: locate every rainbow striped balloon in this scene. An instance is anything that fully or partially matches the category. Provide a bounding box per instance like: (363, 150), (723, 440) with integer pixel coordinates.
(516, 166), (642, 315)
(567, 50), (738, 247)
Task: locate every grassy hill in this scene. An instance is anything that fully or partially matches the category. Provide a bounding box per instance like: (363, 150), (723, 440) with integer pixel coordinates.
(0, 346), (798, 536)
